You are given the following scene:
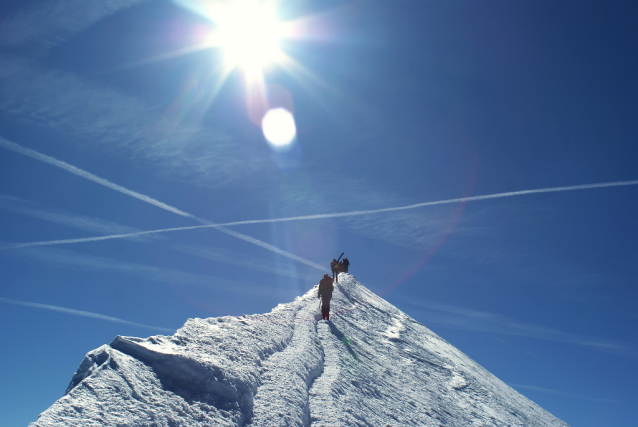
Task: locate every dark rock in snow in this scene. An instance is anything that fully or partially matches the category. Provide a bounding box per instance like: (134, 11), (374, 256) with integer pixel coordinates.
(30, 275), (569, 426)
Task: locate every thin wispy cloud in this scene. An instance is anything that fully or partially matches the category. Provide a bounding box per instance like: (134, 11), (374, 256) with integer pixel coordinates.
(0, 296), (172, 333)
(0, 53), (265, 188)
(6, 245), (251, 291)
(174, 244), (315, 280)
(397, 297), (638, 359)
(0, 194), (157, 241)
(0, 229), (191, 250)
(0, 0), (146, 50)
(0, 137), (324, 271)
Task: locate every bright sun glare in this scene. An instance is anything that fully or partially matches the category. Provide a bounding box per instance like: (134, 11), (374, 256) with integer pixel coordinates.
(213, 0), (286, 76)
(175, 0), (309, 150)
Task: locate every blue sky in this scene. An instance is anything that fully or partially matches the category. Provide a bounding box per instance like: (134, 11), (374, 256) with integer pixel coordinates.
(1, 0), (637, 425)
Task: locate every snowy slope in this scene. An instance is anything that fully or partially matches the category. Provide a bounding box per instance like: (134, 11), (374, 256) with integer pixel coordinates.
(30, 275), (569, 426)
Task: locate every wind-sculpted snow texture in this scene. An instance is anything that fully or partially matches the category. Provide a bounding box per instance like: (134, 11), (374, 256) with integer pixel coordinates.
(30, 275), (569, 426)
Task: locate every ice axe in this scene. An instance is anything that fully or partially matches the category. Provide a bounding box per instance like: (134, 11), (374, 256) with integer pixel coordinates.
(337, 252), (344, 262)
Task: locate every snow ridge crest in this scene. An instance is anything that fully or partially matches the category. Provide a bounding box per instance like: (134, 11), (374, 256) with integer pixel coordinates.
(30, 274), (569, 427)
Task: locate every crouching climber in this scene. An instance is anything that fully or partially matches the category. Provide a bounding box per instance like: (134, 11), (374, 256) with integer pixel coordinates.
(318, 273), (334, 320)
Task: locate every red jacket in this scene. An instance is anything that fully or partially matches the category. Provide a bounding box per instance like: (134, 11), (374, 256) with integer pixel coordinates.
(318, 277), (334, 301)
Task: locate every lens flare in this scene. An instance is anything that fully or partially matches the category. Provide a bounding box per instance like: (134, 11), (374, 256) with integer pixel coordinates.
(262, 107), (297, 148)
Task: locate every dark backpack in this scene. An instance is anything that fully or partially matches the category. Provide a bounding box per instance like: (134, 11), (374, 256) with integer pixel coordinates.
(319, 278), (334, 300)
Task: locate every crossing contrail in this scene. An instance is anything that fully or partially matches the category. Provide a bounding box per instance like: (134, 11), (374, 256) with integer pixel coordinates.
(0, 296), (173, 333)
(0, 137), (196, 219)
(189, 179), (638, 224)
(0, 137), (324, 271)
(4, 179), (638, 250)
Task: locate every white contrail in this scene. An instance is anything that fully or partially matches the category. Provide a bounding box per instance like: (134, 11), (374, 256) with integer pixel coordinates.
(0, 137), (196, 219)
(1, 228), (198, 249)
(5, 179), (638, 251)
(199, 179), (638, 225)
(0, 296), (173, 333)
(0, 137), (324, 270)
(0, 225), (321, 270)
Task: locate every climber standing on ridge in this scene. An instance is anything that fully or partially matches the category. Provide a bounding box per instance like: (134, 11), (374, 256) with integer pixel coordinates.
(318, 273), (334, 320)
(330, 252), (343, 283)
(330, 259), (340, 283)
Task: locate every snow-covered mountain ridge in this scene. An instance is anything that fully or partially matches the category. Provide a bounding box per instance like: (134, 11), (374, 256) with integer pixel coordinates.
(30, 274), (569, 426)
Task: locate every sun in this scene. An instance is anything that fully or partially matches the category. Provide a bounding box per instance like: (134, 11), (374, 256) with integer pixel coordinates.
(172, 0), (320, 148)
(209, 0), (288, 78)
